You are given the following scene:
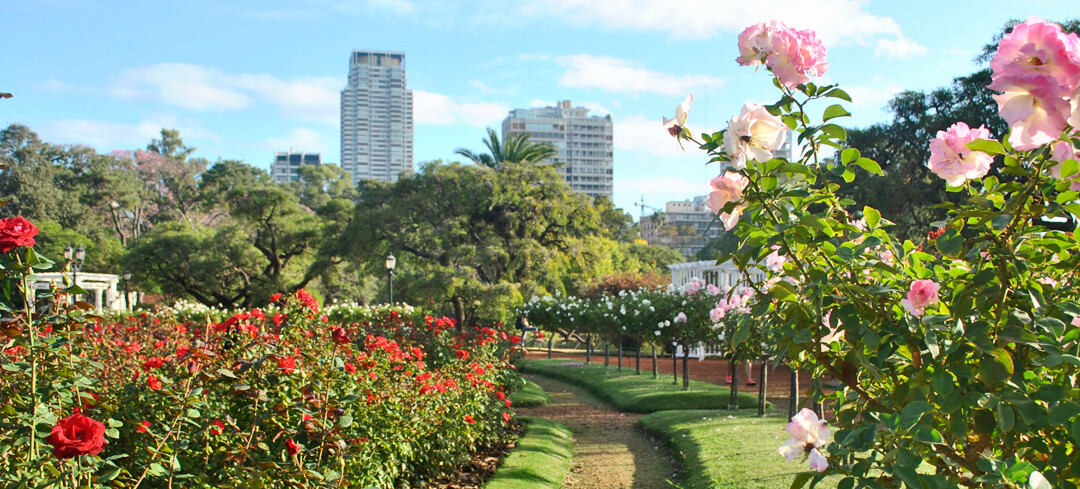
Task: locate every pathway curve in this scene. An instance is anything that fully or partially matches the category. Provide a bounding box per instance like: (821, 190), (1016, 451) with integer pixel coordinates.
(518, 373), (678, 489)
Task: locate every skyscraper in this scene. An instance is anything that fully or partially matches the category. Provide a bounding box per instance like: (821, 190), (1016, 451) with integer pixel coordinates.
(340, 50), (413, 184)
(501, 100), (613, 199)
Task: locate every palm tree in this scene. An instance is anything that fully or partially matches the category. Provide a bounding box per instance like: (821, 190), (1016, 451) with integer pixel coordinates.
(454, 128), (557, 170)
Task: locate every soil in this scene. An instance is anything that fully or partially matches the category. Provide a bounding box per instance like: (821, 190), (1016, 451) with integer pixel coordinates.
(431, 421), (525, 489)
(518, 374), (679, 489)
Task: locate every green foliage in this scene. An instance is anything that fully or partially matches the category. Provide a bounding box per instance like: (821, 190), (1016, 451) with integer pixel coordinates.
(508, 380), (550, 408)
(484, 417), (573, 489)
(639, 411), (839, 489)
(454, 127), (558, 170)
(520, 359), (766, 412)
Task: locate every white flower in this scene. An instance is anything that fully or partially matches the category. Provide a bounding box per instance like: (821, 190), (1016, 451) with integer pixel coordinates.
(722, 103), (787, 169)
(663, 93), (694, 138)
(777, 408), (830, 473)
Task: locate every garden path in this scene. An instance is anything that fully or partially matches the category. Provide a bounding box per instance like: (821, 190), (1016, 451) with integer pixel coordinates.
(519, 374), (678, 489)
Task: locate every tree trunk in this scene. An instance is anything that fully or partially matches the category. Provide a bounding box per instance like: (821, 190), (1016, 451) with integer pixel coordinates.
(547, 332), (554, 360)
(585, 334), (591, 363)
(789, 364), (799, 418)
(604, 340), (610, 367)
(635, 336), (642, 375)
(758, 357), (768, 417)
(651, 342), (658, 379)
(452, 296), (465, 333)
(672, 343), (678, 385)
(682, 349), (690, 390)
(617, 340), (623, 371)
(729, 355), (739, 410)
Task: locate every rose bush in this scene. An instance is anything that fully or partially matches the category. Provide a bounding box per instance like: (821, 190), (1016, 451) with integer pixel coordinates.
(668, 16), (1080, 489)
(0, 236), (525, 487)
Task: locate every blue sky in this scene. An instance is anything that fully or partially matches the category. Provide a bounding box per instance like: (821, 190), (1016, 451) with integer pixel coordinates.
(3, 0), (1077, 219)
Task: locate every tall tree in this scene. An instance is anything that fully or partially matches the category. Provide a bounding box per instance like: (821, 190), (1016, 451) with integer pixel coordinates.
(454, 128), (557, 169)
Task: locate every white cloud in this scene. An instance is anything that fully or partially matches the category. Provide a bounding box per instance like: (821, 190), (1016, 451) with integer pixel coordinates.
(528, 98), (555, 108)
(843, 83), (905, 112)
(37, 79), (75, 92)
(560, 55), (724, 96)
(874, 35), (927, 60)
(41, 117), (218, 150)
(264, 128), (331, 154)
(513, 0), (924, 59)
(616, 175), (704, 199)
(413, 89), (508, 127)
(110, 63), (340, 124)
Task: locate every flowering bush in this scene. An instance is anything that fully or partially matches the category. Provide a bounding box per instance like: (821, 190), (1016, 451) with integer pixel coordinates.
(0, 237), (524, 487)
(670, 16), (1080, 489)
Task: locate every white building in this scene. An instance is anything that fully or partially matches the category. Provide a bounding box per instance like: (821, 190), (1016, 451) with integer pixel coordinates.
(271, 152), (321, 184)
(641, 195), (725, 258)
(340, 50), (414, 184)
(501, 100), (613, 199)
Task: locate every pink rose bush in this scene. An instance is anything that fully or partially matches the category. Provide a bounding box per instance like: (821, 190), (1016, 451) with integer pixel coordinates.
(662, 18), (1080, 487)
(927, 122), (996, 186)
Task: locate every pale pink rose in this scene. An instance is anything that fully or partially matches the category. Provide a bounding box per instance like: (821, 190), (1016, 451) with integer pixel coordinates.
(705, 284), (721, 296)
(766, 28), (829, 89)
(722, 103), (787, 169)
(1071, 317), (1080, 328)
(990, 73), (1073, 150)
(710, 307), (726, 322)
(663, 93), (694, 138)
(927, 122), (996, 186)
(674, 312), (687, 323)
(1070, 86), (1080, 129)
(765, 245), (786, 272)
(901, 279), (940, 317)
(778, 408), (830, 472)
(736, 20), (786, 66)
(1049, 141), (1080, 179)
(820, 310), (844, 351)
(879, 248), (895, 267)
(990, 18), (1080, 94)
(708, 171), (750, 230)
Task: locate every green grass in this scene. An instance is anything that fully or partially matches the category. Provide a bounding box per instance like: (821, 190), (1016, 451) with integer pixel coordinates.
(519, 359), (767, 413)
(639, 410), (839, 489)
(484, 417), (573, 489)
(509, 380), (550, 407)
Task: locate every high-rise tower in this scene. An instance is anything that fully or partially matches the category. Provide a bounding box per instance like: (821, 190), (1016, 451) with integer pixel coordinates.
(502, 100), (613, 199)
(340, 50), (414, 183)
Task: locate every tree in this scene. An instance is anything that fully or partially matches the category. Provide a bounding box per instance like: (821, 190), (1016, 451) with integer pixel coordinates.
(453, 128), (557, 170)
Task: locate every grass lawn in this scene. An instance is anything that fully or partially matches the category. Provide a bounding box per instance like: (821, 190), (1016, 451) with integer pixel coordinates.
(509, 379), (550, 407)
(639, 410), (839, 489)
(519, 359), (766, 413)
(484, 417), (573, 489)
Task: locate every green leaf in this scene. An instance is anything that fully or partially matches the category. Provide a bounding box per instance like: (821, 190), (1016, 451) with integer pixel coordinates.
(966, 138), (1005, 155)
(1049, 402), (1080, 425)
(840, 148), (860, 165)
(936, 228), (963, 257)
(998, 402), (1015, 432)
(337, 415), (354, 428)
(819, 123), (847, 140)
(913, 427), (944, 444)
(105, 428), (120, 439)
(853, 158), (883, 176)
(900, 401), (934, 429)
(1059, 158), (1080, 179)
(822, 88), (852, 102)
(822, 104), (852, 122)
(863, 206), (881, 228)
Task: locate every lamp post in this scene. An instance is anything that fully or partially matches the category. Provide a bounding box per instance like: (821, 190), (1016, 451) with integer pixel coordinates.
(385, 253), (396, 304)
(123, 270), (132, 311)
(64, 246), (86, 301)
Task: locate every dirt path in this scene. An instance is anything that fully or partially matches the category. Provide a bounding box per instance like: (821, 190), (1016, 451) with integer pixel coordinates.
(518, 374), (678, 489)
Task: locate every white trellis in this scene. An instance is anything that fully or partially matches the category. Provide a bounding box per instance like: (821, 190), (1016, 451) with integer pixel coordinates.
(668, 260), (767, 358)
(28, 273), (132, 311)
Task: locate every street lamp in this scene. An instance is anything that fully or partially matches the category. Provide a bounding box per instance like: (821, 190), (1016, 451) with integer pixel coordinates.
(64, 245), (86, 302)
(123, 270), (132, 311)
(385, 253), (396, 304)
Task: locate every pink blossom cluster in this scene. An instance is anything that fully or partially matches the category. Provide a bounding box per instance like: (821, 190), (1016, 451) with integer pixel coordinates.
(736, 21), (829, 89)
(987, 18), (1080, 150)
(901, 279), (940, 317)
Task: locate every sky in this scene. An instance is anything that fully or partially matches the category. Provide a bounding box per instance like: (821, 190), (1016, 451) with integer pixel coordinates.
(3, 0), (1078, 220)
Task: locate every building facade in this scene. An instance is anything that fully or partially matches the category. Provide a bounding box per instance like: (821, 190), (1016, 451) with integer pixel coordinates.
(501, 100), (613, 199)
(640, 195), (725, 258)
(271, 152), (322, 184)
(340, 50), (414, 184)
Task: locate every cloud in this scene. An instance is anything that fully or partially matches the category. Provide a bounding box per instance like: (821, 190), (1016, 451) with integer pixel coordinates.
(40, 117), (218, 150)
(559, 55), (724, 96)
(616, 175), (704, 199)
(37, 79), (75, 92)
(264, 128), (331, 154)
(614, 114), (707, 157)
(413, 90), (508, 127)
(874, 35), (927, 60)
(110, 63), (340, 124)
(513, 0), (924, 59)
(843, 83), (905, 112)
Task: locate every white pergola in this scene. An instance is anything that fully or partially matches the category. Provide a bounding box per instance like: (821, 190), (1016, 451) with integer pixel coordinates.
(28, 272), (133, 312)
(667, 259), (766, 291)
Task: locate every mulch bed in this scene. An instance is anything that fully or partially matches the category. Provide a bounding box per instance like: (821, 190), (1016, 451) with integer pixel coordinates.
(430, 420), (526, 489)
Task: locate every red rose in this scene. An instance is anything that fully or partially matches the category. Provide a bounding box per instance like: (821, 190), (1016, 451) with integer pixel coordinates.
(286, 438), (302, 456)
(0, 217), (39, 253)
(136, 420), (151, 433)
(45, 414), (107, 459)
(502, 412), (511, 423)
(146, 375), (163, 390)
(279, 355), (296, 374)
(209, 420), (225, 436)
(331, 328), (349, 345)
(464, 415), (475, 425)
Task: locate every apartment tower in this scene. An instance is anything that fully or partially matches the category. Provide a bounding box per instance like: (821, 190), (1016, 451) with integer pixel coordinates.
(340, 50), (414, 183)
(501, 100), (613, 199)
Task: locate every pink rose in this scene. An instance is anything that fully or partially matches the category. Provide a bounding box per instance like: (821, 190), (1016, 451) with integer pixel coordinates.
(736, 20), (786, 66)
(990, 18), (1080, 94)
(990, 73), (1073, 150)
(722, 103), (787, 169)
(766, 27), (829, 89)
(1070, 86), (1080, 129)
(708, 171), (750, 230)
(1050, 141), (1079, 177)
(927, 122), (995, 186)
(901, 279), (940, 317)
(777, 408), (830, 472)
